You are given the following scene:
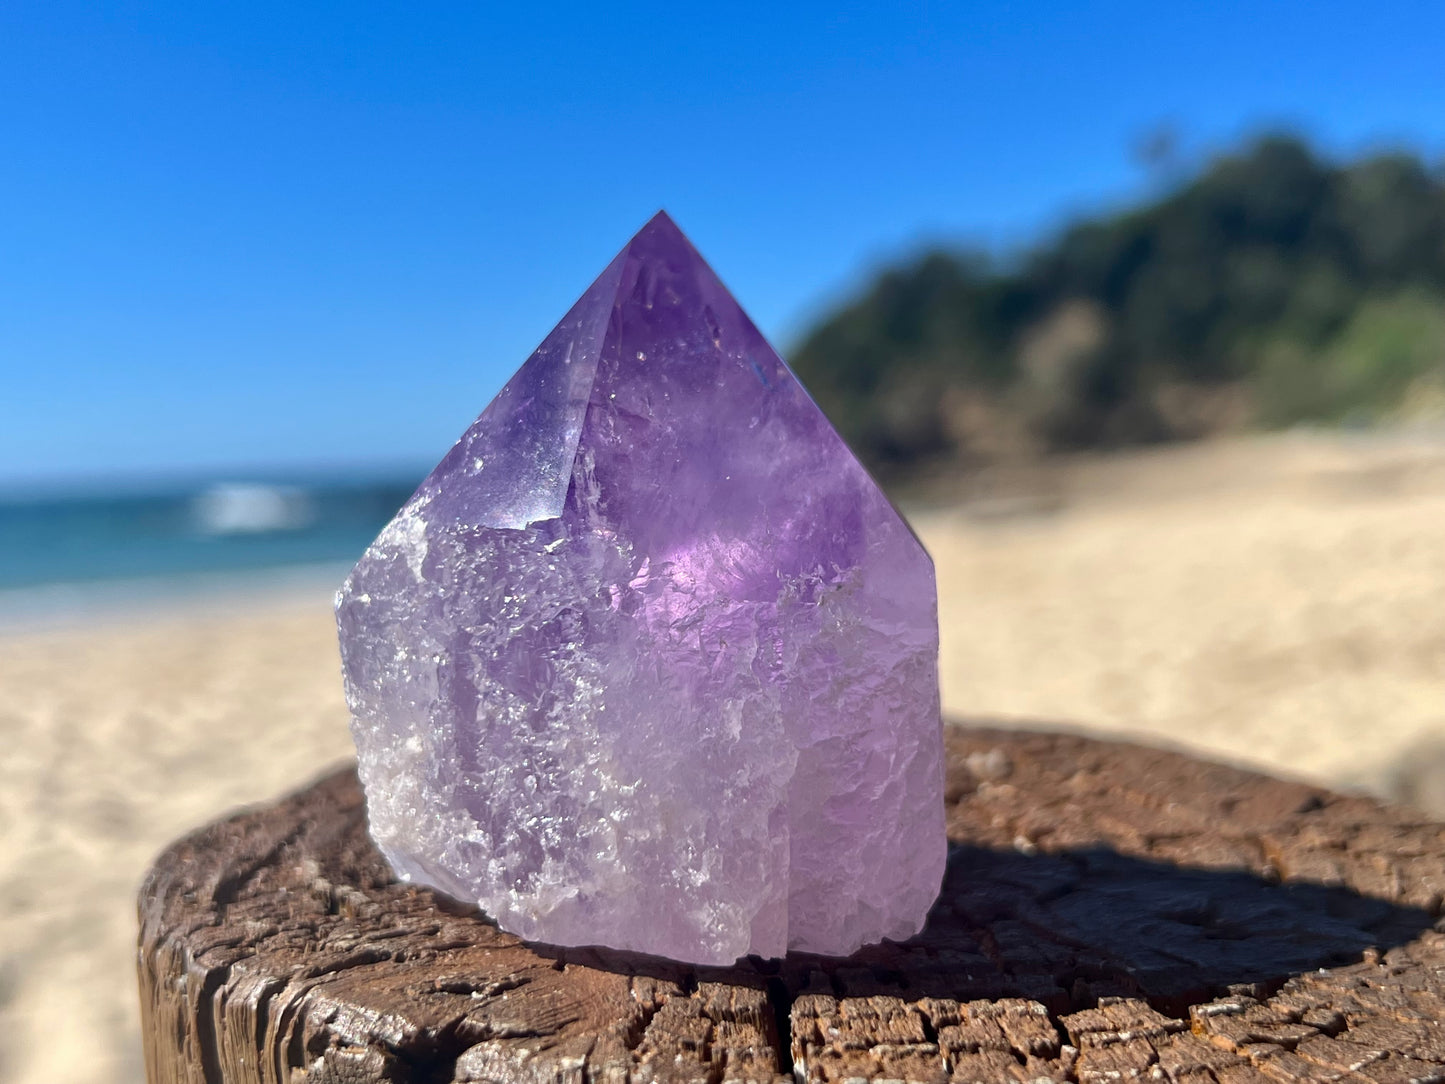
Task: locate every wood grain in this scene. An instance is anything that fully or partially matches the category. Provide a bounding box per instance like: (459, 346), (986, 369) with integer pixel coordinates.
(138, 726), (1445, 1082)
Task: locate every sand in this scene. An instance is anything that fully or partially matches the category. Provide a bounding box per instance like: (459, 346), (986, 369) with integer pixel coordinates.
(2, 429), (1444, 1084)
(920, 428), (1445, 797)
(0, 600), (354, 1084)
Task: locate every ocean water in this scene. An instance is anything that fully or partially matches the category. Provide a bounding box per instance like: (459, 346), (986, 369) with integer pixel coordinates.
(0, 473), (421, 625)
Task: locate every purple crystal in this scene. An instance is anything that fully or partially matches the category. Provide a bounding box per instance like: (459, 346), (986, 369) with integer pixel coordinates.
(336, 213), (944, 965)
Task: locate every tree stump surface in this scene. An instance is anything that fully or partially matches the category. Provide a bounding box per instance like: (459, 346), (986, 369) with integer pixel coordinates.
(138, 726), (1445, 1084)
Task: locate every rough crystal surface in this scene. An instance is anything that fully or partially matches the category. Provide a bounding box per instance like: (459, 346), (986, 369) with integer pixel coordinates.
(336, 213), (944, 965)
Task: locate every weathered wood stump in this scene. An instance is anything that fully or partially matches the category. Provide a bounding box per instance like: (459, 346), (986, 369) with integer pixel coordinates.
(139, 726), (1445, 1083)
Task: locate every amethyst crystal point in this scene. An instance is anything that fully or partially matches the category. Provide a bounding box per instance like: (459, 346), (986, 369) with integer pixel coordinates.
(336, 213), (944, 965)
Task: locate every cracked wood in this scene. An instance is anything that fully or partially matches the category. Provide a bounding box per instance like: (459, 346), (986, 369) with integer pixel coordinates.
(138, 726), (1445, 1082)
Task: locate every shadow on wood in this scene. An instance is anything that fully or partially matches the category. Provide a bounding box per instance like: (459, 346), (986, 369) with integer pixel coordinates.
(547, 840), (1434, 1009)
(138, 726), (1445, 1083)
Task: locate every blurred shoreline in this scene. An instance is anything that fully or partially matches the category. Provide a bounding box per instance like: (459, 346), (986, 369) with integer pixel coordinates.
(0, 561), (351, 635)
(0, 472), (418, 598)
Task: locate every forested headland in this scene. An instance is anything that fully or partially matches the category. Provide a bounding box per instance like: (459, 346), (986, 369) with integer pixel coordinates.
(790, 135), (1445, 473)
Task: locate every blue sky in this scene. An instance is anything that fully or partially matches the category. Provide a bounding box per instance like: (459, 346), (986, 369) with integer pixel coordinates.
(4, 1), (1445, 485)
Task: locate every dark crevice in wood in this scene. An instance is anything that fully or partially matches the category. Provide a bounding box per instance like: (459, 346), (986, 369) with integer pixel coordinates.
(421, 1016), (494, 1076)
(191, 961), (233, 1084)
(248, 976), (285, 1072)
(278, 986), (306, 1077)
(765, 975), (794, 1078)
(621, 978), (662, 1054)
(914, 1001), (938, 1045)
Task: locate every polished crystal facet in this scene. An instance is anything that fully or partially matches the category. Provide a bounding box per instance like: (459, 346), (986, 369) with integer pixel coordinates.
(336, 213), (944, 965)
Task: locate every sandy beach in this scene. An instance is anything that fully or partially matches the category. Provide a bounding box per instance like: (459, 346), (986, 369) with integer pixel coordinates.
(2, 429), (1444, 1084)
